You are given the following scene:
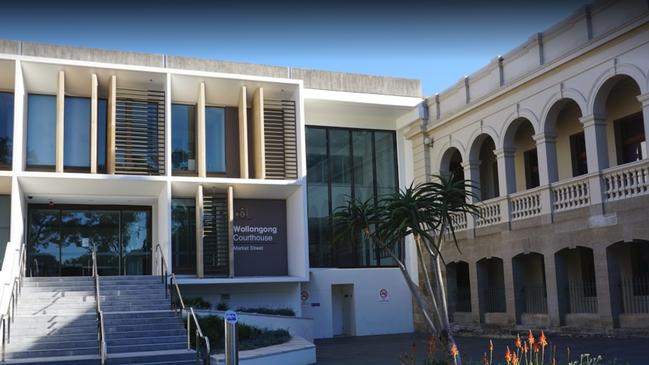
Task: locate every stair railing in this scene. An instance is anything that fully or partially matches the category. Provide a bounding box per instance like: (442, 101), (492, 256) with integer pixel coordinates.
(1, 241), (27, 362)
(92, 250), (107, 365)
(154, 244), (211, 365)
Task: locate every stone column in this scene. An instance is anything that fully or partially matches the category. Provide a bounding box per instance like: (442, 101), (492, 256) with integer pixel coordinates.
(55, 71), (64, 173)
(494, 147), (516, 195)
(502, 254), (517, 325)
(593, 244), (616, 328)
(543, 251), (561, 326)
(638, 93), (649, 159)
(238, 86), (249, 179)
(533, 132), (556, 219)
(579, 114), (608, 209)
(462, 160), (479, 234)
(468, 260), (481, 324)
(90, 74), (98, 174)
(197, 82), (206, 177)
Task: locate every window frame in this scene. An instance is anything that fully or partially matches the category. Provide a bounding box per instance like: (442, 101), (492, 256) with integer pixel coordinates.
(205, 104), (228, 177)
(63, 95), (92, 173)
(0, 91), (14, 170)
(26, 93), (57, 172)
(171, 102), (198, 176)
(306, 125), (400, 269)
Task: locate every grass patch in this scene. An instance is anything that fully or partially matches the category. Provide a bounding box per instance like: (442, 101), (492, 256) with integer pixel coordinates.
(236, 307), (296, 317)
(189, 315), (291, 353)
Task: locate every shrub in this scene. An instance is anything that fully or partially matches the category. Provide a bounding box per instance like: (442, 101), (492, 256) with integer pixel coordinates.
(184, 297), (211, 309)
(216, 302), (230, 311)
(188, 315), (291, 353)
(236, 307), (295, 317)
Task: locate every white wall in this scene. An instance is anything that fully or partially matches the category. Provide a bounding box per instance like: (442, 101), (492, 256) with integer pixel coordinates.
(302, 268), (414, 339)
(180, 282), (302, 316)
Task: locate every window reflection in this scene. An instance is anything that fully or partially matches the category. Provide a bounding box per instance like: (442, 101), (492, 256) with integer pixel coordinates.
(172, 104), (196, 174)
(0, 92), (14, 168)
(206, 107), (226, 174)
(64, 96), (91, 171)
(26, 95), (56, 170)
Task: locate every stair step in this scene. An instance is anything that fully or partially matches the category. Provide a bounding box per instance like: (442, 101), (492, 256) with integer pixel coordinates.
(106, 322), (185, 333)
(107, 335), (186, 346)
(5, 346), (99, 359)
(104, 311), (177, 319)
(1, 354), (100, 365)
(6, 339), (99, 351)
(105, 329), (187, 338)
(109, 342), (187, 354)
(108, 349), (197, 364)
(9, 333), (99, 344)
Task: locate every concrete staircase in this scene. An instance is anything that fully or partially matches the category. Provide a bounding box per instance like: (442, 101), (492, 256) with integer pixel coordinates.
(3, 276), (201, 365)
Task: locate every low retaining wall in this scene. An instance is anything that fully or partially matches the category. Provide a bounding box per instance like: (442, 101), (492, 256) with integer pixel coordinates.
(211, 336), (316, 365)
(195, 309), (314, 342)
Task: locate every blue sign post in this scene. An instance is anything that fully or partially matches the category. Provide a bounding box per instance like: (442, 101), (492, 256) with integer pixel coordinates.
(224, 310), (238, 365)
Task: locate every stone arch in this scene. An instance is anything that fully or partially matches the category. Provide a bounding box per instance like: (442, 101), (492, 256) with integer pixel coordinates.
(606, 239), (649, 328)
(439, 147), (464, 181)
(467, 133), (500, 201)
(499, 108), (540, 146)
(541, 97), (587, 181)
(554, 246), (597, 325)
(431, 138), (467, 174)
(540, 91), (587, 134)
(588, 64), (647, 115)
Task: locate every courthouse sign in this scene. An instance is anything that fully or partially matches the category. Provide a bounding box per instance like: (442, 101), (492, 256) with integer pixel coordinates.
(233, 199), (288, 276)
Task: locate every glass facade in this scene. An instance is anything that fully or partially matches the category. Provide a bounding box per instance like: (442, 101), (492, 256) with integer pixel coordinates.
(172, 104), (196, 174)
(97, 99), (108, 172)
(0, 92), (13, 168)
(26, 95), (56, 170)
(28, 205), (151, 276)
(306, 126), (399, 268)
(205, 106), (226, 174)
(171, 198), (197, 275)
(64, 96), (91, 171)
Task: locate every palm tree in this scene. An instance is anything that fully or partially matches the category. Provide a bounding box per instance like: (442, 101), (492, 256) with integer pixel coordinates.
(333, 175), (477, 363)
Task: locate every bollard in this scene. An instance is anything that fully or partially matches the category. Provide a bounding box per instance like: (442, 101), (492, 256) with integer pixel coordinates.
(224, 310), (238, 365)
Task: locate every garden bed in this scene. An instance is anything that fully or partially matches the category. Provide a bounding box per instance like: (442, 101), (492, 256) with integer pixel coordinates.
(189, 315), (291, 353)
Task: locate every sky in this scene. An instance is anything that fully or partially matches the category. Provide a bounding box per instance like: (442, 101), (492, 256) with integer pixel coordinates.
(0, 0), (590, 96)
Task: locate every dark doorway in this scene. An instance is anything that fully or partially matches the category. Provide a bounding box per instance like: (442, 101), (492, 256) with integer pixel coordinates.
(28, 204), (152, 276)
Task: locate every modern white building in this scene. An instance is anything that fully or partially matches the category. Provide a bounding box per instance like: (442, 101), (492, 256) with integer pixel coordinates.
(0, 2), (647, 361)
(0, 37), (422, 344)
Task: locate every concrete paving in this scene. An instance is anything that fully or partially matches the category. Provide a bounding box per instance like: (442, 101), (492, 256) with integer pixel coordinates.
(315, 333), (649, 364)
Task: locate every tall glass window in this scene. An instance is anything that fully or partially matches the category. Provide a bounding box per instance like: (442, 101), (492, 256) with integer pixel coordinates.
(97, 99), (108, 173)
(64, 96), (91, 171)
(206, 107), (226, 174)
(26, 95), (56, 170)
(172, 104), (196, 174)
(306, 127), (399, 268)
(171, 198), (197, 275)
(0, 92), (14, 168)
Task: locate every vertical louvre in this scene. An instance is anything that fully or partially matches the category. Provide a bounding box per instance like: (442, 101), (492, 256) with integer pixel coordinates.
(264, 99), (297, 179)
(203, 193), (229, 276)
(115, 88), (165, 175)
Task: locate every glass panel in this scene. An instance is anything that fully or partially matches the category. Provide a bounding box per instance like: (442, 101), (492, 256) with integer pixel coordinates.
(64, 96), (91, 170)
(172, 104), (196, 173)
(329, 129), (354, 267)
(0, 92), (14, 167)
(352, 130), (376, 266)
(97, 99), (107, 172)
(206, 107), (226, 173)
(60, 210), (119, 276)
(374, 131), (397, 196)
(172, 198), (196, 275)
(306, 128), (331, 267)
(26, 95), (56, 169)
(28, 209), (60, 277)
(122, 210), (151, 275)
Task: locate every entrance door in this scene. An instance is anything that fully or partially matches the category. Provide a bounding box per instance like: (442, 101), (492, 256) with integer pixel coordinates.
(28, 205), (151, 276)
(331, 284), (355, 336)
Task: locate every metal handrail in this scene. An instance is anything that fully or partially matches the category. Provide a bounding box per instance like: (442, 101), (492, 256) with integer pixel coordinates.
(154, 244), (211, 365)
(1, 242), (27, 362)
(92, 251), (107, 365)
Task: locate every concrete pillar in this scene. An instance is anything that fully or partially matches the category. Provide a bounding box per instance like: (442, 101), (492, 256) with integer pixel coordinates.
(543, 252), (561, 326)
(580, 114), (609, 172)
(195, 185), (204, 278)
(227, 185), (234, 278)
(252, 88), (265, 179)
(238, 86), (249, 179)
(197, 82), (206, 177)
(533, 132), (557, 185)
(638, 93), (649, 159)
(56, 71), (64, 173)
(107, 75), (116, 174)
(462, 160), (479, 234)
(593, 244), (616, 328)
(90, 74), (98, 174)
(494, 147), (516, 195)
(502, 255), (517, 324)
(468, 260), (480, 324)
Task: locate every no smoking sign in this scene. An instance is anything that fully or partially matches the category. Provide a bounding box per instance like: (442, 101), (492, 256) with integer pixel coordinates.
(379, 288), (389, 302)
